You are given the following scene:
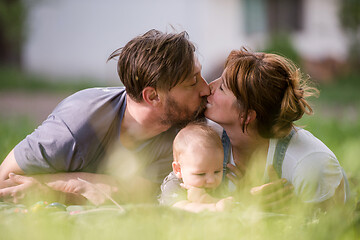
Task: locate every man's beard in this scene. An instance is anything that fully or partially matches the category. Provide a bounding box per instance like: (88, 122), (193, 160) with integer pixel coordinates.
(160, 96), (207, 129)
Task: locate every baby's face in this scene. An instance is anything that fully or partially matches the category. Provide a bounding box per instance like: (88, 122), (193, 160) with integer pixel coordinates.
(179, 146), (223, 190)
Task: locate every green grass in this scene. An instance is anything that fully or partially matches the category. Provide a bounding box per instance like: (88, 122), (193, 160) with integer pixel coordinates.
(0, 113), (359, 240)
(0, 201), (358, 240)
(315, 73), (360, 105)
(0, 117), (35, 161)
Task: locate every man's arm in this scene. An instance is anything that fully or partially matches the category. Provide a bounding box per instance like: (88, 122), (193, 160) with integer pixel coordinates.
(0, 149), (117, 204)
(0, 171), (120, 205)
(0, 149), (24, 183)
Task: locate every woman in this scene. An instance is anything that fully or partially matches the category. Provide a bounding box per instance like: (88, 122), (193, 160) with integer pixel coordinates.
(205, 48), (349, 210)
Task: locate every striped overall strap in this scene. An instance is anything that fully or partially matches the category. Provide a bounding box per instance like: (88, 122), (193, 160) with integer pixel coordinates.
(273, 128), (296, 178)
(221, 130), (231, 181)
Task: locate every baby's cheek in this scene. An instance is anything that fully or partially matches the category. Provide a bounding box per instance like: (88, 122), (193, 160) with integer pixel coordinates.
(187, 177), (204, 188)
(215, 175), (223, 186)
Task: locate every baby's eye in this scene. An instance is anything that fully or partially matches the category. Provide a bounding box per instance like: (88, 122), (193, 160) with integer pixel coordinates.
(195, 173), (206, 176)
(215, 171), (221, 174)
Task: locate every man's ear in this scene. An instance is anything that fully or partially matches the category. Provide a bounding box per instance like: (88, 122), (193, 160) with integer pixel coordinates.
(142, 87), (160, 106)
(172, 161), (182, 179)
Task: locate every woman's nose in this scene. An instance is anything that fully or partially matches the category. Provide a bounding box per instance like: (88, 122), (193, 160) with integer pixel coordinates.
(199, 78), (210, 97)
(209, 78), (219, 94)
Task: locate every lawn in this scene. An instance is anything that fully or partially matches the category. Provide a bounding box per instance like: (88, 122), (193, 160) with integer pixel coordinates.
(0, 70), (359, 239)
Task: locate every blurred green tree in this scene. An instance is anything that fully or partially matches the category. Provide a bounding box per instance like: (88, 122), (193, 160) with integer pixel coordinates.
(339, 0), (360, 72)
(262, 32), (301, 67)
(0, 0), (26, 67)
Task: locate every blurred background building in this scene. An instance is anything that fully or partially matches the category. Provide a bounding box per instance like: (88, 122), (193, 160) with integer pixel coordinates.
(1, 0), (359, 83)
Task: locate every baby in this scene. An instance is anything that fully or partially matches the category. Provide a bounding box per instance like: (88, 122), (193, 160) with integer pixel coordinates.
(159, 122), (233, 212)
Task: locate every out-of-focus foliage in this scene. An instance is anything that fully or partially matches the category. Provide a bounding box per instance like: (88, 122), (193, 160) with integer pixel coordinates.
(0, 0), (26, 66)
(0, 117), (34, 161)
(262, 33), (302, 67)
(0, 67), (103, 92)
(339, 0), (360, 72)
(339, 0), (360, 31)
(316, 73), (360, 105)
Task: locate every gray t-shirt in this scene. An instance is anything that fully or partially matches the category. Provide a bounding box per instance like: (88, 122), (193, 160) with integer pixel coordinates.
(158, 171), (186, 205)
(14, 87), (176, 183)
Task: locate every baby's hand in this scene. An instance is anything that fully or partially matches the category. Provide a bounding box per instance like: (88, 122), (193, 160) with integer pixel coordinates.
(180, 184), (219, 203)
(181, 184), (207, 203)
(215, 196), (234, 211)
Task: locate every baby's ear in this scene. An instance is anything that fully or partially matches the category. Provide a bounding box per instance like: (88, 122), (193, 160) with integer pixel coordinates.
(172, 161), (182, 178)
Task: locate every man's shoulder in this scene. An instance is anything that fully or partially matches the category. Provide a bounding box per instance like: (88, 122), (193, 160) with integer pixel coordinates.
(65, 87), (126, 102)
(52, 87), (126, 116)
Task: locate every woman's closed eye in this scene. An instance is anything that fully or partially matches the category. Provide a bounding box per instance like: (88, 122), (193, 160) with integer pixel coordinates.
(219, 83), (224, 91)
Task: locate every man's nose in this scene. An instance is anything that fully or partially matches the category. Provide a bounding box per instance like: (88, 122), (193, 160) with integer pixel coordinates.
(199, 78), (210, 97)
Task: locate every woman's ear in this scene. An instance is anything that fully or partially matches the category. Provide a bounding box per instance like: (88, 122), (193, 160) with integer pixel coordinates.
(240, 110), (257, 126)
(245, 110), (256, 125)
(142, 87), (160, 106)
(172, 161), (182, 179)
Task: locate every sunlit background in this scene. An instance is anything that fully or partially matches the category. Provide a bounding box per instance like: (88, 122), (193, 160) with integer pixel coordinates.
(1, 0), (359, 83)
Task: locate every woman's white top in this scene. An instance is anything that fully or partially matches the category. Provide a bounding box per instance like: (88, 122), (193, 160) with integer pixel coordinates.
(207, 119), (345, 203)
(265, 128), (344, 203)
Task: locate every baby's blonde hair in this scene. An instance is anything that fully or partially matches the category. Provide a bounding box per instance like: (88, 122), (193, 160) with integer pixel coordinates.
(173, 121), (223, 163)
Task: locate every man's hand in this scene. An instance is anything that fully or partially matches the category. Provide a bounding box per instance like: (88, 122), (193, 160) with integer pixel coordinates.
(0, 173), (53, 204)
(48, 178), (118, 206)
(250, 165), (294, 212)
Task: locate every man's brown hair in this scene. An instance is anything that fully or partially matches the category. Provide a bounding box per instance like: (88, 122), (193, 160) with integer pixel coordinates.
(108, 29), (196, 102)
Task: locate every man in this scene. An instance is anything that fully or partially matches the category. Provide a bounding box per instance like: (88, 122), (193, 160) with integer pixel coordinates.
(0, 29), (210, 204)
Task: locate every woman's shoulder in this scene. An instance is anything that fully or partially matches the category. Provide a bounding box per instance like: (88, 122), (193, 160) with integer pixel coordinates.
(289, 128), (336, 158)
(283, 128), (344, 203)
(279, 127), (340, 181)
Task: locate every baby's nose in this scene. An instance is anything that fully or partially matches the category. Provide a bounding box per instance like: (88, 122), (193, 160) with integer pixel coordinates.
(206, 175), (215, 184)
